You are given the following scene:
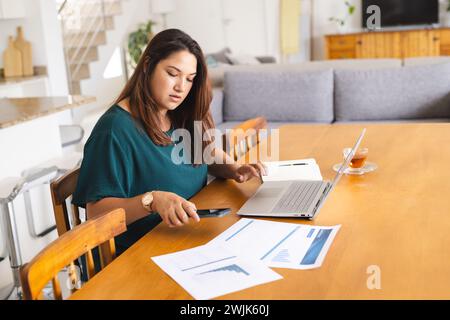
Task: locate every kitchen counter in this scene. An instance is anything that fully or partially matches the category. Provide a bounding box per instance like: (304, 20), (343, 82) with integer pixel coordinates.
(0, 95), (96, 129)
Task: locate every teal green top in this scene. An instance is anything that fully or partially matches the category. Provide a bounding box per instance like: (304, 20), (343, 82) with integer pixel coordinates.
(72, 105), (207, 253)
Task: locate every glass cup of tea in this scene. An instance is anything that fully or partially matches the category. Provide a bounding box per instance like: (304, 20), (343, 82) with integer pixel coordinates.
(343, 147), (369, 169)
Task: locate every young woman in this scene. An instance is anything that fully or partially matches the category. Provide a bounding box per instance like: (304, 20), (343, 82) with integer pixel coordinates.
(72, 29), (265, 254)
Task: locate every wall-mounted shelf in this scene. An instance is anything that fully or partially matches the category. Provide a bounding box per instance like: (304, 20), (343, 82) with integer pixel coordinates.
(0, 66), (49, 98)
(0, 76), (48, 98)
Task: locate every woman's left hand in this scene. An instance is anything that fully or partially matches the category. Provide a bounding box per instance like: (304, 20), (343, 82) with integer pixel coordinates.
(234, 162), (267, 183)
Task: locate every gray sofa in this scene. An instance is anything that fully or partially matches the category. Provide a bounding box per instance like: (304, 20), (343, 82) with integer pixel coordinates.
(209, 58), (450, 130)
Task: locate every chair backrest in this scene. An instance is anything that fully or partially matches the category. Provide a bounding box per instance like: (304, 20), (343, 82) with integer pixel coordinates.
(20, 208), (127, 300)
(50, 167), (81, 236)
(224, 117), (268, 161)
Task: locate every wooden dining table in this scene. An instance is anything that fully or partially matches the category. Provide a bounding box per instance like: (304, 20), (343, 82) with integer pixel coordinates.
(71, 123), (450, 300)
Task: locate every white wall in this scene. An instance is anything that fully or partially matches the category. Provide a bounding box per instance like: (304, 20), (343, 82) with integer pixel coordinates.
(312, 0), (362, 60)
(162, 0), (316, 62)
(264, 0), (281, 61)
(222, 0), (268, 55)
(164, 0), (275, 55)
(38, 0), (69, 95)
(165, 0), (284, 59)
(165, 0), (225, 53)
(0, 0), (68, 95)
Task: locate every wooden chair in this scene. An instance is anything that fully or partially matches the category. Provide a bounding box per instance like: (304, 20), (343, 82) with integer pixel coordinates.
(20, 208), (127, 300)
(49, 166), (117, 278)
(223, 117), (268, 161)
(50, 167), (81, 236)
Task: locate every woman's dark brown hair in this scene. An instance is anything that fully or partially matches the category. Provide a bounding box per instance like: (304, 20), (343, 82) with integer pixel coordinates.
(115, 28), (214, 148)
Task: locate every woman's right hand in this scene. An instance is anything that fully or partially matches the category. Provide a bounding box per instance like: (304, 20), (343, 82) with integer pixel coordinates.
(152, 191), (200, 228)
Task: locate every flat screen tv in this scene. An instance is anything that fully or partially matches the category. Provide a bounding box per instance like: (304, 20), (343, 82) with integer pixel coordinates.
(362, 0), (439, 28)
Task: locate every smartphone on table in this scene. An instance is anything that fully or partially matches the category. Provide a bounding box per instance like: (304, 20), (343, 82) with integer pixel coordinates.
(196, 208), (231, 218)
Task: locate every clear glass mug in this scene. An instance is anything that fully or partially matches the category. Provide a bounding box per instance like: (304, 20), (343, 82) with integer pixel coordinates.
(343, 147), (369, 169)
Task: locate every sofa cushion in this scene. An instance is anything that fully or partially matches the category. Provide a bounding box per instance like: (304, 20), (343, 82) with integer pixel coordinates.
(256, 56), (277, 64)
(210, 88), (223, 125)
(225, 53), (261, 65)
(216, 121), (302, 131)
(224, 68), (334, 122)
(335, 63), (450, 121)
(205, 47), (232, 65)
(403, 57), (450, 67)
(208, 59), (401, 89)
(335, 118), (450, 124)
(306, 59), (402, 70)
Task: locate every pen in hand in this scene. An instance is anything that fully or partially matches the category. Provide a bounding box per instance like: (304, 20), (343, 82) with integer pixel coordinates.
(259, 170), (264, 183)
(258, 163), (267, 183)
(278, 163), (307, 167)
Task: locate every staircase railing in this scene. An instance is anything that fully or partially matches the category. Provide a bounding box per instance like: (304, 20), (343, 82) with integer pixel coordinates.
(57, 0), (117, 94)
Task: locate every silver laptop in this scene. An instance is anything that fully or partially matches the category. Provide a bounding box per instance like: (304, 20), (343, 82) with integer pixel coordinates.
(237, 128), (366, 220)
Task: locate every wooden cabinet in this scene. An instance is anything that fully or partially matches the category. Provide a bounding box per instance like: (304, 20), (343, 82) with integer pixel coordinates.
(356, 32), (402, 58)
(326, 28), (450, 59)
(327, 35), (357, 59)
(440, 29), (450, 56)
(401, 30), (440, 57)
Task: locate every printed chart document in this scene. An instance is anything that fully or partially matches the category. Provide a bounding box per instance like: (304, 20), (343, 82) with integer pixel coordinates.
(263, 158), (323, 182)
(151, 245), (282, 300)
(208, 218), (340, 270)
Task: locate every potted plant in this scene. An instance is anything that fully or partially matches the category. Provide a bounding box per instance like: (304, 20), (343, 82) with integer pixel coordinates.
(127, 20), (156, 70)
(329, 1), (356, 34)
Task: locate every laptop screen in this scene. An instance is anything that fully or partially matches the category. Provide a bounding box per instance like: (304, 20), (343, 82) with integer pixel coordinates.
(329, 128), (366, 189)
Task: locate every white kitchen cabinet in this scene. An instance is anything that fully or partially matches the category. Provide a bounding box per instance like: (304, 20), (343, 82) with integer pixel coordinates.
(0, 0), (26, 19)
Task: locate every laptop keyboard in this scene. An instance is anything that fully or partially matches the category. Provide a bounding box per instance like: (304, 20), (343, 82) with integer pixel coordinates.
(271, 181), (324, 213)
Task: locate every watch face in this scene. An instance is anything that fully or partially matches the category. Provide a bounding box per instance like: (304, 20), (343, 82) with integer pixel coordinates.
(142, 192), (153, 210)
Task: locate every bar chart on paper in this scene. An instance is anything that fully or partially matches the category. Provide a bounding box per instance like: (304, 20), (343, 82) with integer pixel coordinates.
(208, 218), (341, 270)
(193, 262), (254, 286)
(152, 245), (282, 300)
(198, 264), (250, 276)
(178, 254), (253, 284)
(272, 249), (292, 263)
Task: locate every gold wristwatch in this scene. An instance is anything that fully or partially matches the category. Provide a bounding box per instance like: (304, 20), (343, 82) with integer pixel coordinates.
(141, 191), (154, 212)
